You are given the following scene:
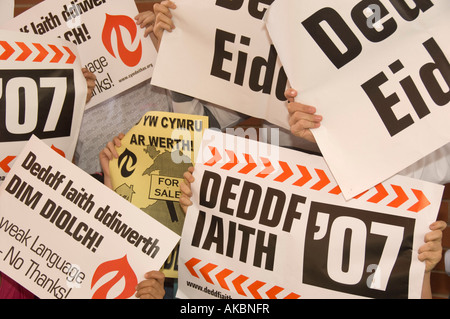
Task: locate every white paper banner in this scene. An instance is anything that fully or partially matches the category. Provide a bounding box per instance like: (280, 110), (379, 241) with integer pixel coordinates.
(265, 0), (450, 199)
(177, 130), (443, 299)
(0, 136), (180, 299)
(0, 29), (87, 184)
(151, 0), (289, 130)
(2, 0), (157, 109)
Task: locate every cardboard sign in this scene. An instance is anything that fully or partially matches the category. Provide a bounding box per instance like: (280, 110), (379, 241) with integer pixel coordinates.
(3, 0), (157, 109)
(265, 0), (450, 199)
(0, 30), (87, 184)
(151, 0), (290, 130)
(109, 111), (208, 278)
(0, 136), (180, 299)
(177, 130), (443, 299)
(0, 0), (14, 22)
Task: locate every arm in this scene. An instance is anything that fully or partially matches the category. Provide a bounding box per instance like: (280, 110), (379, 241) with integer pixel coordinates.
(99, 133), (125, 189)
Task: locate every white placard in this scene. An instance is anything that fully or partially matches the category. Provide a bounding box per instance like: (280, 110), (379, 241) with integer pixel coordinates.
(177, 130), (443, 299)
(265, 0), (450, 199)
(151, 0), (290, 130)
(0, 136), (180, 299)
(0, 30), (87, 184)
(2, 0), (157, 109)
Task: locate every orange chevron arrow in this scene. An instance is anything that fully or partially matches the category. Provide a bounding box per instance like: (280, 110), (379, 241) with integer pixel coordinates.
(408, 189), (430, 213)
(49, 44), (63, 63)
(0, 41), (14, 60)
(274, 161), (293, 182)
(266, 286), (284, 299)
(185, 258), (201, 278)
(248, 280), (266, 299)
(232, 275), (249, 296)
(329, 185), (342, 195)
(293, 165), (312, 187)
(221, 150), (238, 170)
(238, 154), (257, 174)
(367, 184), (389, 203)
(284, 292), (301, 299)
(205, 146), (222, 166)
(0, 156), (16, 173)
(199, 263), (218, 284)
(387, 185), (408, 208)
(311, 169), (330, 191)
(256, 157), (274, 178)
(33, 43), (49, 62)
(215, 268), (233, 291)
(63, 46), (76, 64)
(15, 42), (32, 61)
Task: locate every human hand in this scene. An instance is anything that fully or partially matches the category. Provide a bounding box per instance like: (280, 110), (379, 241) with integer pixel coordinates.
(179, 166), (194, 214)
(153, 0), (177, 50)
(135, 10), (156, 38)
(286, 88), (322, 143)
(82, 68), (96, 103)
(419, 220), (447, 273)
(135, 271), (166, 299)
(99, 133), (125, 189)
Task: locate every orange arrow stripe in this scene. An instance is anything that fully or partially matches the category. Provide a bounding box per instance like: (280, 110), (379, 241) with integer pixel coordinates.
(232, 275), (249, 296)
(215, 268), (233, 291)
(185, 258), (201, 278)
(63, 46), (76, 64)
(367, 184), (388, 203)
(329, 185), (342, 195)
(274, 161), (293, 182)
(238, 154), (257, 174)
(0, 41), (15, 60)
(408, 189), (430, 213)
(15, 42), (32, 61)
(199, 263), (218, 284)
(284, 292), (301, 299)
(387, 184), (408, 208)
(0, 156), (16, 173)
(311, 169), (330, 191)
(49, 44), (63, 63)
(221, 150), (238, 170)
(266, 286), (284, 299)
(293, 165), (312, 187)
(256, 157), (274, 178)
(204, 146), (222, 166)
(248, 280), (266, 299)
(33, 43), (49, 62)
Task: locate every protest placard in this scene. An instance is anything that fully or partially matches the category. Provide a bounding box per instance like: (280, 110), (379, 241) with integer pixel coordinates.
(151, 0), (290, 130)
(2, 0), (157, 109)
(0, 136), (180, 299)
(265, 0), (450, 199)
(109, 111), (208, 278)
(177, 129), (443, 299)
(0, 29), (87, 184)
(0, 0), (14, 22)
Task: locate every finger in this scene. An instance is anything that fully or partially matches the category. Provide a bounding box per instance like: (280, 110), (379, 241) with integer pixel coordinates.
(429, 220), (447, 231)
(154, 3), (173, 18)
(180, 181), (193, 198)
(284, 88), (298, 102)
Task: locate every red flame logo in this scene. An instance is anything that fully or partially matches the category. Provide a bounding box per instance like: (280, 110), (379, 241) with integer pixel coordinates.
(91, 255), (138, 299)
(102, 14), (143, 67)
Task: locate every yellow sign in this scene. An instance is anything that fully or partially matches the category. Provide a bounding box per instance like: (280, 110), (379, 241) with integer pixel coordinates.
(110, 111), (208, 278)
